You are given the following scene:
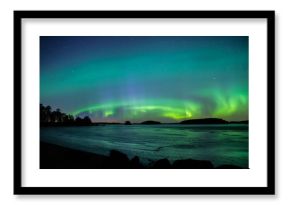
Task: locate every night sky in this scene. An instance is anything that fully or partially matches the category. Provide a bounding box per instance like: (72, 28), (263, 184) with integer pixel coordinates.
(40, 36), (248, 123)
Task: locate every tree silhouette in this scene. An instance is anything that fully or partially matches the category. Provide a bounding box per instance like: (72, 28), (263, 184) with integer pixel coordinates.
(40, 104), (46, 123)
(83, 116), (92, 124)
(45, 106), (51, 122)
(75, 117), (82, 125)
(40, 104), (92, 126)
(125, 121), (132, 125)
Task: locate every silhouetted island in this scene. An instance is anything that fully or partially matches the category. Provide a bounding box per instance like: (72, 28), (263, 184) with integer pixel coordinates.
(124, 121), (132, 125)
(40, 141), (244, 169)
(141, 120), (161, 125)
(229, 120), (249, 124)
(180, 118), (229, 124)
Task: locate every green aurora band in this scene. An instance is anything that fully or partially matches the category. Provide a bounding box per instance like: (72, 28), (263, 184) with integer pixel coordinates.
(40, 36), (248, 123)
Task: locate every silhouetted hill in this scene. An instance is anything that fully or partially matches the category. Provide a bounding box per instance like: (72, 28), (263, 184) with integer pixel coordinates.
(180, 118), (228, 124)
(229, 120), (249, 124)
(141, 120), (161, 125)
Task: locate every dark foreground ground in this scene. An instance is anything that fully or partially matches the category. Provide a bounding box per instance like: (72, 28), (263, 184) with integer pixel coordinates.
(40, 141), (243, 169)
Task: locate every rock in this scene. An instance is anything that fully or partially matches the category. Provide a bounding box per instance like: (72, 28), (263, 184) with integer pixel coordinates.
(104, 150), (130, 168)
(152, 158), (171, 169)
(131, 156), (144, 168)
(216, 164), (242, 169)
(131, 156), (140, 164)
(109, 150), (129, 161)
(172, 159), (214, 169)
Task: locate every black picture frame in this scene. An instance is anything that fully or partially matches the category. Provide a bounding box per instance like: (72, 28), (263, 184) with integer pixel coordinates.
(14, 10), (275, 195)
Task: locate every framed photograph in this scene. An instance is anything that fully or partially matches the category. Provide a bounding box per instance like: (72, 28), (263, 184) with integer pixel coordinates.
(14, 11), (275, 194)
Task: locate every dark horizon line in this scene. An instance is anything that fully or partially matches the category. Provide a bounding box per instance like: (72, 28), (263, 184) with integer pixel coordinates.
(39, 103), (248, 125)
(88, 118), (249, 124)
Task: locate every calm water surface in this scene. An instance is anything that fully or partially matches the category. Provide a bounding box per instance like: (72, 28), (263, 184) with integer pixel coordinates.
(40, 124), (248, 168)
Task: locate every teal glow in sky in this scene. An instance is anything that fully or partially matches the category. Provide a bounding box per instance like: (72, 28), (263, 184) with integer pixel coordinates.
(40, 36), (248, 123)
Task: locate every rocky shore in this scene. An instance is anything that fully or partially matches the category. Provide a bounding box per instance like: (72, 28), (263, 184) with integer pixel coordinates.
(40, 142), (243, 169)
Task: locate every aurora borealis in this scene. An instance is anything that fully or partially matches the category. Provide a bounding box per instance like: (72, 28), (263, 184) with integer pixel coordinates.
(40, 36), (248, 123)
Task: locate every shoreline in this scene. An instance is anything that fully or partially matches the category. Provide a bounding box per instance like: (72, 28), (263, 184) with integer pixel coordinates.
(40, 141), (244, 169)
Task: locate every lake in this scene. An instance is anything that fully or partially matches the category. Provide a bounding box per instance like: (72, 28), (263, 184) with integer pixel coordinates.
(40, 124), (248, 168)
